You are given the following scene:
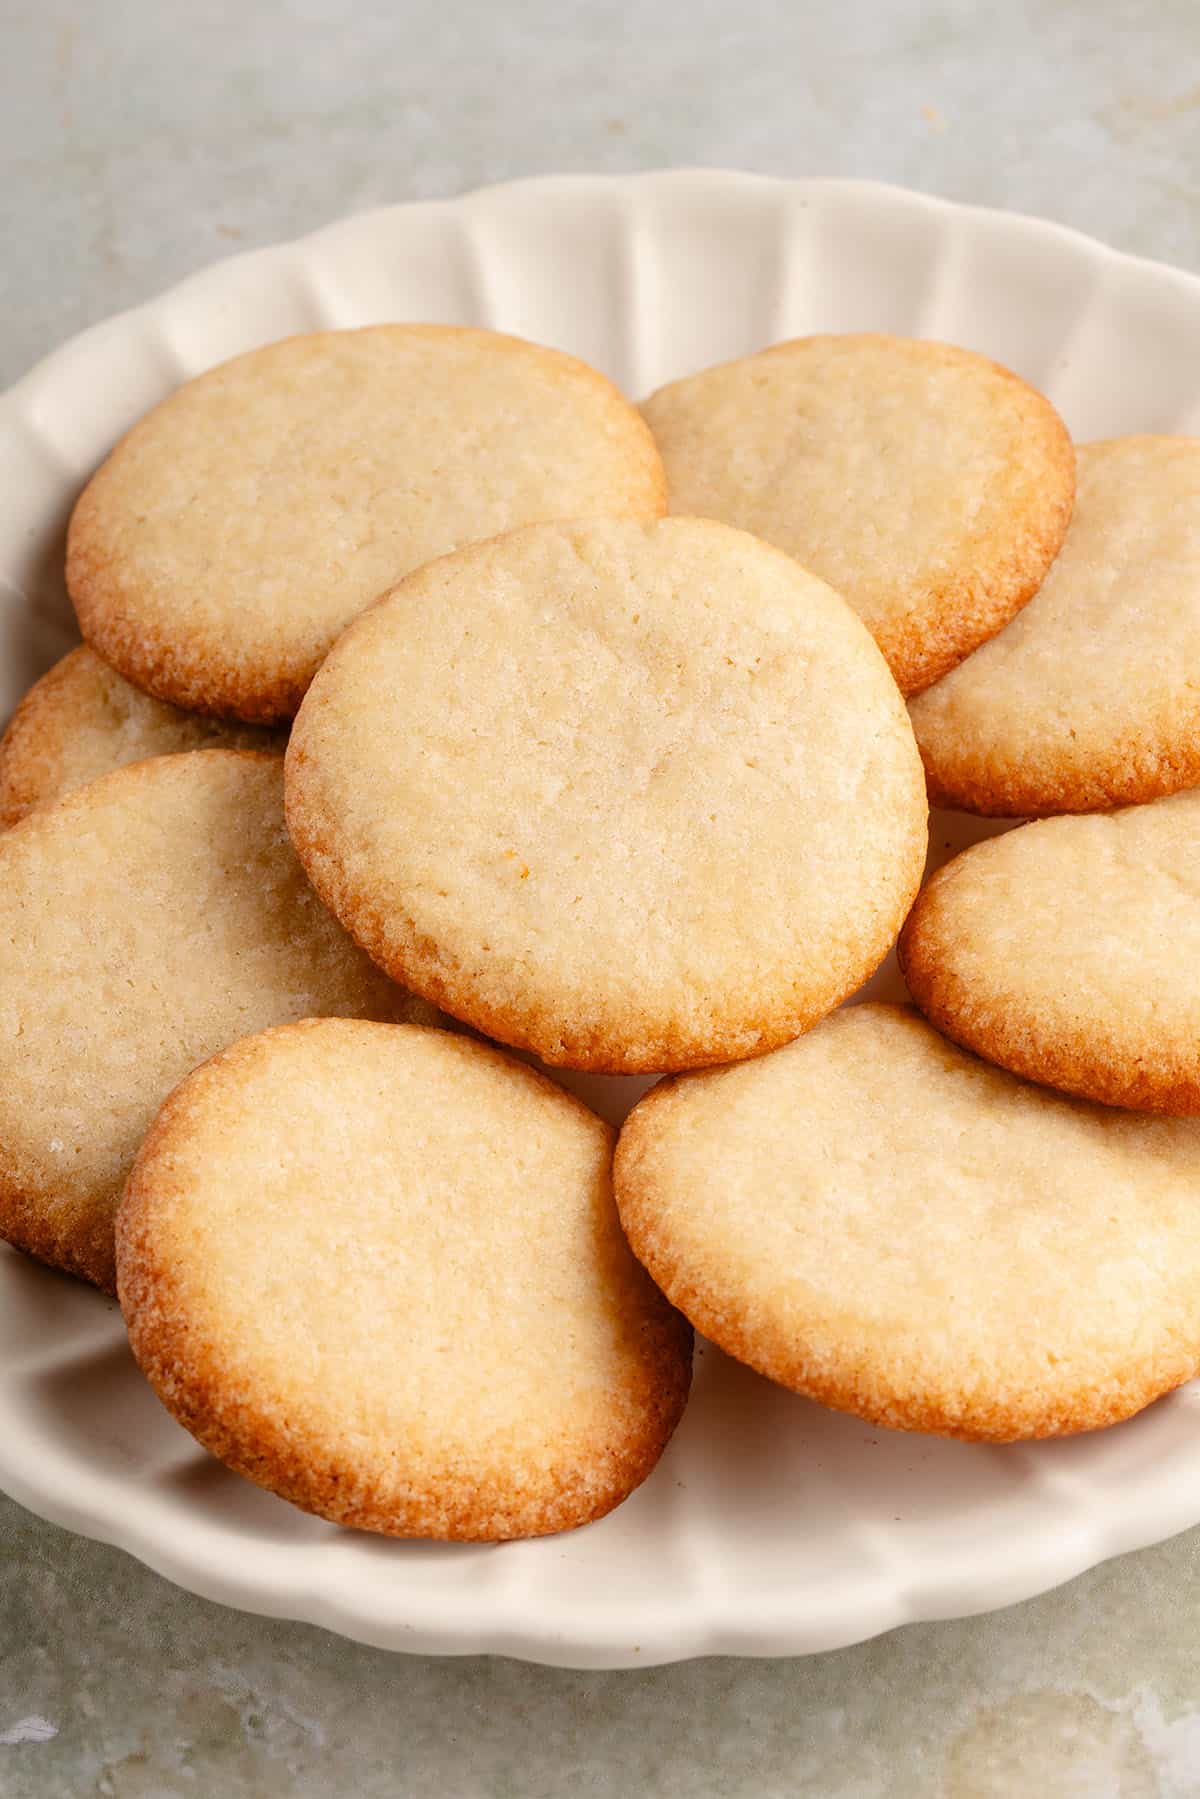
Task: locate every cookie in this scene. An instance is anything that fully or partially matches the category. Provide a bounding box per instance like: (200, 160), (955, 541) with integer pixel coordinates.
(900, 789), (1200, 1113)
(911, 437), (1200, 814)
(0, 751), (432, 1292)
(614, 1003), (1200, 1441)
(285, 516), (928, 1074)
(67, 325), (666, 724)
(117, 1017), (691, 1539)
(641, 333), (1074, 696)
(0, 645), (283, 826)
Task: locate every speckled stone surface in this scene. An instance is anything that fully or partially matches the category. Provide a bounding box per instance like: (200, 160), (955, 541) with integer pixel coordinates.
(6, 1), (1200, 1792)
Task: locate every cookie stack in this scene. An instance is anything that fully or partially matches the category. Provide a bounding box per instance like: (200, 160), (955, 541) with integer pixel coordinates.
(6, 321), (1200, 1539)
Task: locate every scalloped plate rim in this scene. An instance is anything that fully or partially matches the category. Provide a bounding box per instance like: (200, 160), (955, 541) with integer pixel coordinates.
(9, 170), (1200, 418)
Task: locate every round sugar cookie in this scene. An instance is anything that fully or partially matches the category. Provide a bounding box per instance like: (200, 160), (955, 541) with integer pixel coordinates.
(641, 333), (1074, 696)
(67, 325), (666, 723)
(0, 645), (284, 826)
(118, 1018), (692, 1540)
(285, 516), (928, 1074)
(614, 1003), (1200, 1441)
(900, 789), (1200, 1113)
(0, 750), (432, 1293)
(911, 437), (1200, 814)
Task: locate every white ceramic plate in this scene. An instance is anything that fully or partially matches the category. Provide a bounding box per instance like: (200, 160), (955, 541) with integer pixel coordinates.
(5, 172), (1200, 1670)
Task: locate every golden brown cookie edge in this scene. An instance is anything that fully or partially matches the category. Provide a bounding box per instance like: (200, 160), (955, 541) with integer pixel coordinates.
(643, 332), (1077, 698)
(67, 324), (668, 725)
(613, 1019), (1199, 1442)
(282, 521), (929, 1075)
(898, 840), (1200, 1113)
(117, 1018), (693, 1539)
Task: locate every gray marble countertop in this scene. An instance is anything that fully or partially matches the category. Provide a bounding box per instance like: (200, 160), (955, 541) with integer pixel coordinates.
(5, 2), (1200, 1793)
